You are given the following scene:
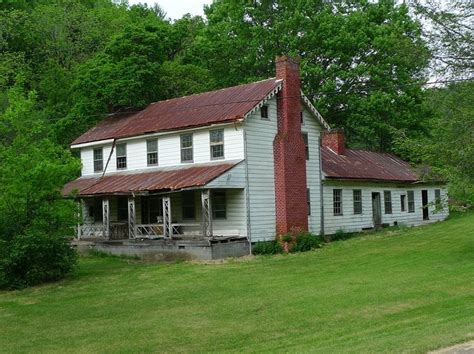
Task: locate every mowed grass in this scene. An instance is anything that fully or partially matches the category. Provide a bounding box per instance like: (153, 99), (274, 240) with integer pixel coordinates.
(1, 213), (473, 353)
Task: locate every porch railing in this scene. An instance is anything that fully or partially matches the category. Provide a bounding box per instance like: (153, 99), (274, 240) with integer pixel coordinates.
(77, 224), (106, 239)
(135, 223), (202, 239)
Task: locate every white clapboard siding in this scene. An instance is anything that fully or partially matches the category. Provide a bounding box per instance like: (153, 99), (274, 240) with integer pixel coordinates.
(207, 162), (246, 188)
(302, 107), (323, 235)
(322, 183), (449, 234)
(244, 97), (278, 242)
(80, 125), (245, 176)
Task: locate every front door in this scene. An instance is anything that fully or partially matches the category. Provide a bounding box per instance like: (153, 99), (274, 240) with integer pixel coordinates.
(422, 190), (429, 220)
(372, 192), (382, 227)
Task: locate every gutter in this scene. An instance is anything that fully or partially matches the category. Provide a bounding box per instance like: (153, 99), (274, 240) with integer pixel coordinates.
(243, 128), (252, 255)
(318, 136), (325, 236)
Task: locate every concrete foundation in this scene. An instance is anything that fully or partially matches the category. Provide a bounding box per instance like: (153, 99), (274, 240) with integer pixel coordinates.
(72, 237), (250, 261)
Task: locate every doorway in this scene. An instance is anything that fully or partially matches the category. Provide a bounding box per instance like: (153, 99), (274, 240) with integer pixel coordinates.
(422, 190), (429, 220)
(372, 192), (382, 227)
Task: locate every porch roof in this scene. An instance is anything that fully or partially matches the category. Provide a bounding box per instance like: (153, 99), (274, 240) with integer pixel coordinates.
(63, 161), (242, 197)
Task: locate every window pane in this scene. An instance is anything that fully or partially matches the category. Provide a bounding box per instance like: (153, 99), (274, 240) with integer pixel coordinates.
(94, 160), (103, 172)
(147, 139), (157, 152)
(302, 132), (309, 160)
(353, 190), (362, 214)
(210, 129), (223, 143)
(148, 152), (158, 166)
(401, 195), (406, 211)
(181, 148), (193, 162)
(211, 145), (224, 159)
(333, 189), (342, 215)
(435, 189), (441, 207)
(384, 191), (392, 214)
(261, 105), (268, 119)
(93, 148), (103, 160)
(93, 148), (103, 172)
(408, 191), (415, 213)
(116, 144), (126, 156)
(181, 134), (193, 148)
(212, 191), (226, 219)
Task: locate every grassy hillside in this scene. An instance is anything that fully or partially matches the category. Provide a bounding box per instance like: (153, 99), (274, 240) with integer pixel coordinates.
(1, 212), (473, 353)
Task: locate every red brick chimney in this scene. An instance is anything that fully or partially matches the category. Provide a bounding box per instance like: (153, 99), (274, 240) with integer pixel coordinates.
(273, 55), (308, 236)
(322, 128), (345, 155)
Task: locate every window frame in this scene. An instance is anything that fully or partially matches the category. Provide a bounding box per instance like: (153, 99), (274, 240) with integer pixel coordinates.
(333, 189), (342, 216)
(116, 143), (127, 170)
(141, 196), (163, 224)
(353, 189), (362, 215)
(435, 189), (441, 208)
(384, 190), (392, 214)
(302, 132), (309, 160)
(407, 190), (415, 213)
(180, 134), (193, 163)
(93, 148), (103, 173)
(212, 190), (227, 219)
(210, 129), (225, 160)
(146, 139), (158, 166)
(260, 105), (269, 119)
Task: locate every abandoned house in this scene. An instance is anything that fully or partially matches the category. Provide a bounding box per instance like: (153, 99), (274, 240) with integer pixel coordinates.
(63, 56), (448, 259)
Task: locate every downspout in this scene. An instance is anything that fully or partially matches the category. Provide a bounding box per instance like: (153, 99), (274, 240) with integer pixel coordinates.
(101, 138), (117, 178)
(243, 128), (252, 255)
(318, 136), (325, 236)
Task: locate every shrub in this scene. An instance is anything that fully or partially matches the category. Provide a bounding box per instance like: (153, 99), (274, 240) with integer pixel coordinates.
(252, 240), (283, 255)
(290, 232), (323, 253)
(0, 233), (77, 290)
(332, 229), (352, 241)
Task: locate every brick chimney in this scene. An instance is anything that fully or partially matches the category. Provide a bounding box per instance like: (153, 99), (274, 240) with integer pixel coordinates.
(273, 55), (308, 236)
(322, 128), (345, 155)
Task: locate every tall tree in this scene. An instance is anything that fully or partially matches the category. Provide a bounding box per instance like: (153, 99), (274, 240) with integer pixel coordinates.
(186, 0), (430, 151)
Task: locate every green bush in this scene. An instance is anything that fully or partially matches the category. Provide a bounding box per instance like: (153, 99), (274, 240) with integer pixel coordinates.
(0, 233), (77, 290)
(290, 232), (323, 253)
(332, 229), (353, 241)
(252, 240), (283, 255)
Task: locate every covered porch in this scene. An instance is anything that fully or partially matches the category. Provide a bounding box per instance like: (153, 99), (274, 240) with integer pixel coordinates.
(76, 188), (245, 240)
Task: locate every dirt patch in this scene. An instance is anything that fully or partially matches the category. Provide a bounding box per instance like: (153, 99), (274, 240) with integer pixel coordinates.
(429, 340), (474, 354)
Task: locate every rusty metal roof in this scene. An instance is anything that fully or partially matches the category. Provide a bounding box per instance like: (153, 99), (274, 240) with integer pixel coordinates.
(72, 79), (281, 145)
(321, 146), (419, 182)
(63, 161), (241, 196)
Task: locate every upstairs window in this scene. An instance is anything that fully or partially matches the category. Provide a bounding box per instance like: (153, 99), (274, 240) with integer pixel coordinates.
(333, 189), (342, 216)
(400, 194), (406, 212)
(353, 189), (362, 214)
(384, 191), (392, 214)
(182, 191), (195, 219)
(302, 132), (309, 160)
(116, 143), (127, 169)
(147, 139), (158, 166)
(212, 191), (226, 219)
(93, 148), (103, 173)
(435, 189), (441, 208)
(408, 191), (415, 213)
(210, 129), (224, 160)
(260, 105), (268, 119)
(181, 134), (193, 163)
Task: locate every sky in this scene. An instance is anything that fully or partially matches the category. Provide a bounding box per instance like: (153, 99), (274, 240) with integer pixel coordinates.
(128, 0), (213, 20)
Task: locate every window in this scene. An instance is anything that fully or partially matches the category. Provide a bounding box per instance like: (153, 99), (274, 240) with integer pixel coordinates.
(147, 139), (158, 166)
(384, 191), (392, 214)
(210, 129), (224, 160)
(182, 191), (195, 219)
(353, 190), (362, 214)
(90, 198), (103, 222)
(117, 197), (128, 222)
(261, 105), (268, 119)
(300, 111), (304, 125)
(93, 148), (103, 172)
(307, 188), (311, 215)
(141, 197), (163, 224)
(435, 189), (441, 208)
(408, 191), (415, 213)
(333, 189), (342, 215)
(400, 194), (406, 212)
(212, 191), (226, 219)
(302, 132), (309, 160)
(116, 143), (127, 169)
(180, 134), (193, 163)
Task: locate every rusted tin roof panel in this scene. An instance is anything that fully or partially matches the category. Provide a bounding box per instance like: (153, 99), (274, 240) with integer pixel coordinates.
(63, 161), (241, 196)
(72, 79), (280, 145)
(321, 147), (419, 182)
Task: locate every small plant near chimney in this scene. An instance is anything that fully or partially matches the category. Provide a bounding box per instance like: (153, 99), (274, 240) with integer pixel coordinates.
(290, 232), (324, 253)
(252, 241), (283, 255)
(281, 234), (293, 253)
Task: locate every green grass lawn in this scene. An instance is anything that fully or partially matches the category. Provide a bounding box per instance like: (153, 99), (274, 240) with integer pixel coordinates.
(1, 212), (473, 353)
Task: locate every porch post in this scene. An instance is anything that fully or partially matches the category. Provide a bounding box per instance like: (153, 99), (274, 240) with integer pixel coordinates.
(102, 198), (110, 239)
(128, 196), (136, 239)
(201, 189), (213, 237)
(76, 200), (83, 240)
(162, 196), (172, 238)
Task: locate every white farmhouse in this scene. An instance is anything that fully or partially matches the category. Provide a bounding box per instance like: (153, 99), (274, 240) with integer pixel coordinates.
(64, 56), (448, 258)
